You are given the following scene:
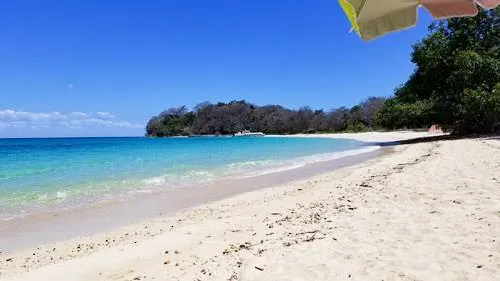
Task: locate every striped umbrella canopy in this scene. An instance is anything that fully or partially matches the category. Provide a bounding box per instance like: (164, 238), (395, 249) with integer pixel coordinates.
(339, 0), (500, 40)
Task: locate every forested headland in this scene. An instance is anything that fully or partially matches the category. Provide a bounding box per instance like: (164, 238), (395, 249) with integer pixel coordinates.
(146, 98), (386, 137)
(146, 8), (499, 137)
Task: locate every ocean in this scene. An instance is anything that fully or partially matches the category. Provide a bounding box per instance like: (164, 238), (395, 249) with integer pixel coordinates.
(0, 136), (377, 220)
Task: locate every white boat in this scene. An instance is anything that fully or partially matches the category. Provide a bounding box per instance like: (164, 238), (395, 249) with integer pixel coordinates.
(233, 130), (265, 137)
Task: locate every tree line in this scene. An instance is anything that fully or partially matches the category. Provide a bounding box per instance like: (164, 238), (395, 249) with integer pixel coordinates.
(377, 8), (500, 134)
(146, 97), (386, 137)
(147, 8), (500, 137)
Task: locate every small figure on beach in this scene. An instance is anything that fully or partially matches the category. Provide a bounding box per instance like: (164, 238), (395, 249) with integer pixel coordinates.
(428, 125), (443, 134)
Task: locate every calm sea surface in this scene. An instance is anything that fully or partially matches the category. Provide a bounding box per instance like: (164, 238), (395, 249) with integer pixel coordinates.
(0, 136), (376, 219)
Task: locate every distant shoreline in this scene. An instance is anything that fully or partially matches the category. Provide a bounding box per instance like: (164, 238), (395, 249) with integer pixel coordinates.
(0, 129), (436, 140)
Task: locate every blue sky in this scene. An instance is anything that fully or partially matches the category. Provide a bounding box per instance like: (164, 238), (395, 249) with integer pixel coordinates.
(1, 0), (434, 137)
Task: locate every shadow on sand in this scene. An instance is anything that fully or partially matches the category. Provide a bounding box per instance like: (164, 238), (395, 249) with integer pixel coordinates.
(370, 133), (500, 147)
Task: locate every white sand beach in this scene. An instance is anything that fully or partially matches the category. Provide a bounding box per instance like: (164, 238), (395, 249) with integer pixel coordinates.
(1, 131), (499, 281)
(269, 130), (443, 142)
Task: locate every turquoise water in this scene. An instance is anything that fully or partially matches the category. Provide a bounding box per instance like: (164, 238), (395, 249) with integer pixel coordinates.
(0, 137), (374, 219)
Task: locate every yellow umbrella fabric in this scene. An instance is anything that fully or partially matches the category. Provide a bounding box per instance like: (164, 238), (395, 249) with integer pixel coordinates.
(339, 0), (500, 40)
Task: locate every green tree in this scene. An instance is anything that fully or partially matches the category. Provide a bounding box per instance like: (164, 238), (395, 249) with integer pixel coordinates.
(377, 8), (500, 134)
(145, 97), (387, 137)
(456, 84), (500, 133)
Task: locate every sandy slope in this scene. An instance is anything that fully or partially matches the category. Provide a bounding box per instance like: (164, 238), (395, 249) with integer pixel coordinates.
(1, 133), (499, 281)
(269, 130), (445, 142)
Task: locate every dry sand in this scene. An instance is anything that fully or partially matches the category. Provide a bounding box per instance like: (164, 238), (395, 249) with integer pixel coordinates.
(269, 130), (447, 142)
(1, 131), (499, 281)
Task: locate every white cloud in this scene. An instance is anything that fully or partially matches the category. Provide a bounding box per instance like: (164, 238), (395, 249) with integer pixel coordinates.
(67, 84), (74, 90)
(0, 109), (143, 131)
(96, 112), (115, 119)
(69, 111), (89, 119)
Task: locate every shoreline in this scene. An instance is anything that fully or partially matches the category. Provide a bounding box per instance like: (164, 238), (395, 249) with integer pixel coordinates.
(0, 132), (429, 252)
(267, 130), (447, 142)
(1, 131), (436, 252)
(6, 131), (497, 281)
(0, 145), (385, 252)
(0, 134), (381, 222)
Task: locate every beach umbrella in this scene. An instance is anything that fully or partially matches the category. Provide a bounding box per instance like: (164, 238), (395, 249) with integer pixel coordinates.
(339, 0), (500, 40)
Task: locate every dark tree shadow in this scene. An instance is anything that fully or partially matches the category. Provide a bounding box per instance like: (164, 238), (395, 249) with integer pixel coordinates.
(368, 133), (500, 147)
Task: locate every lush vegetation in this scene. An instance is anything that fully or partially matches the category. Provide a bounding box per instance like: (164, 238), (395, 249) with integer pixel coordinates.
(146, 98), (386, 137)
(147, 8), (500, 137)
(377, 8), (500, 134)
